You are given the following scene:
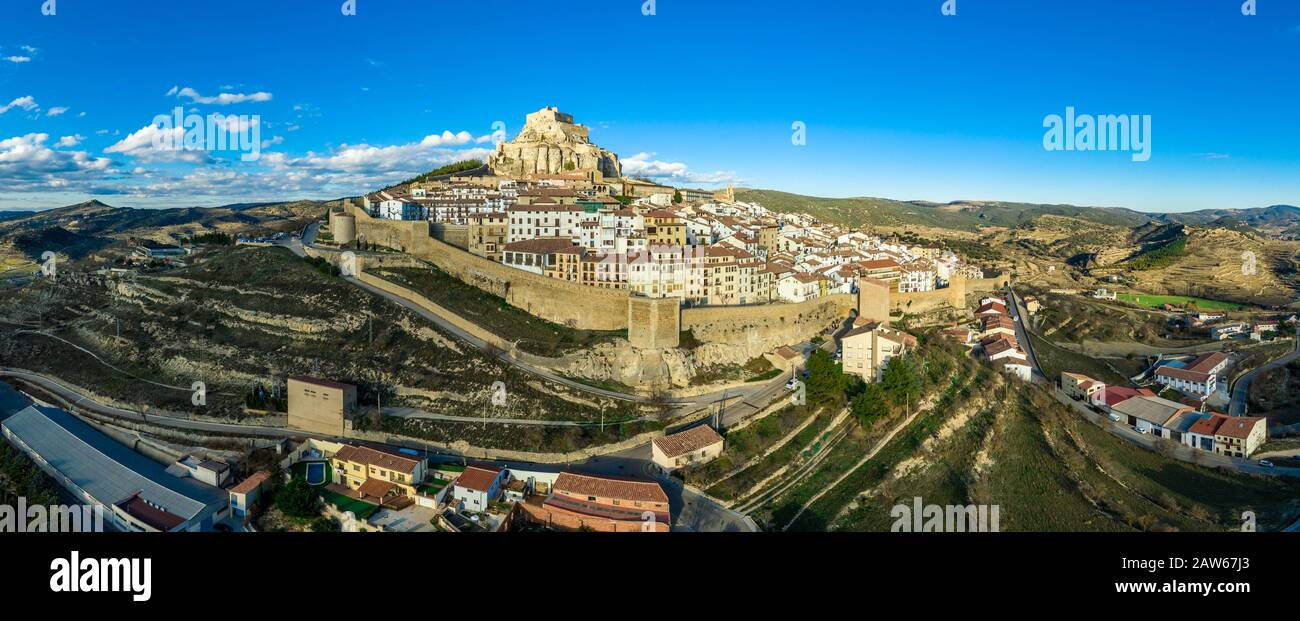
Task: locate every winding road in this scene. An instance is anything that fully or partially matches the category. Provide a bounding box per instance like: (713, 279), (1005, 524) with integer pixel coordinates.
(1229, 336), (1300, 417)
(284, 221), (791, 412)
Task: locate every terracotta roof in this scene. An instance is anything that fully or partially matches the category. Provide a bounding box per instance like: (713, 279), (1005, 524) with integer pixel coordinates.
(1097, 386), (1155, 408)
(454, 465), (503, 493)
(981, 315), (1016, 330)
(553, 472), (669, 505)
(1185, 352), (1228, 374)
(1156, 366), (1212, 383)
(230, 471), (271, 496)
(1188, 413), (1228, 436)
(356, 477), (399, 499)
(1216, 417), (1264, 439)
(333, 445), (421, 475)
(653, 425), (724, 459)
(983, 339), (1020, 358)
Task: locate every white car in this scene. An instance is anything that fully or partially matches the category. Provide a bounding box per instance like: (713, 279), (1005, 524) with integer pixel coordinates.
(785, 378), (799, 391)
(1259, 460), (1276, 468)
(1108, 413), (1123, 423)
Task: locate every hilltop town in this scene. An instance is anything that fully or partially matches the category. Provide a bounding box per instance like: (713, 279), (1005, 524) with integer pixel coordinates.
(353, 107), (986, 309)
(1, 107), (1298, 537)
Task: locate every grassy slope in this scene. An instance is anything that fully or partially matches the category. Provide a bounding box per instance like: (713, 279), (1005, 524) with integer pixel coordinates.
(737, 189), (1151, 232)
(823, 384), (1300, 532)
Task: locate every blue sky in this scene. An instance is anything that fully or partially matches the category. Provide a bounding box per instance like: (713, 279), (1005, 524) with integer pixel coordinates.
(0, 0), (1297, 212)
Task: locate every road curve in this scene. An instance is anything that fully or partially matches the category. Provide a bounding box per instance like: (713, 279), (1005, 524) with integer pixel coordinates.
(1229, 337), (1299, 417)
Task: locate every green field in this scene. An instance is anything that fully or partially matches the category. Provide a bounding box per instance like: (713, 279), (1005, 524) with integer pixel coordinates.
(1116, 293), (1244, 311)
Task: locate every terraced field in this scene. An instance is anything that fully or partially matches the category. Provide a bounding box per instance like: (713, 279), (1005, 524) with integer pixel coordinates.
(735, 361), (1300, 532)
(0, 246), (644, 452)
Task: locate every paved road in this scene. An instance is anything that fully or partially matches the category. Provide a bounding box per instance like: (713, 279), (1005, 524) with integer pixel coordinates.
(1009, 282), (1300, 478)
(0, 368), (300, 439)
(287, 220), (789, 411)
(1055, 387), (1300, 478)
(1005, 285), (1047, 382)
(1, 368), (756, 531)
(1229, 336), (1300, 416)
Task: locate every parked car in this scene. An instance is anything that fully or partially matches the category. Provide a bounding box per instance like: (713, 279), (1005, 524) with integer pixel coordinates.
(785, 378), (799, 391)
(1259, 460), (1276, 468)
(1108, 413), (1123, 423)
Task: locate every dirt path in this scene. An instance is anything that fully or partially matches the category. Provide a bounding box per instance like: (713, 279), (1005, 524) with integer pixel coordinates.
(778, 393), (941, 531)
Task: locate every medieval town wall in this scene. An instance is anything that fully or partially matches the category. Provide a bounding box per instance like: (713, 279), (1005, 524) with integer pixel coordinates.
(681, 294), (856, 353)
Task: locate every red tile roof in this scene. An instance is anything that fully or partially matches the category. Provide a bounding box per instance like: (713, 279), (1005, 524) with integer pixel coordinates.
(454, 465), (503, 493)
(653, 425), (724, 459)
(1216, 417), (1264, 439)
(333, 445), (421, 475)
(553, 472), (669, 505)
(1188, 413), (1228, 436)
(229, 471), (271, 496)
(1185, 352), (1228, 374)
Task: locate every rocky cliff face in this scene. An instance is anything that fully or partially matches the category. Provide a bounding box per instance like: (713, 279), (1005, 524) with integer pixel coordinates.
(488, 107), (621, 178)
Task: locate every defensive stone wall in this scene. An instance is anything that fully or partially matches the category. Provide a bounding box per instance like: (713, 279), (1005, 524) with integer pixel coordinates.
(431, 223), (469, 250)
(349, 204), (630, 331)
(628, 297), (681, 349)
(682, 294), (856, 355)
(895, 274), (967, 315)
(342, 203), (967, 349)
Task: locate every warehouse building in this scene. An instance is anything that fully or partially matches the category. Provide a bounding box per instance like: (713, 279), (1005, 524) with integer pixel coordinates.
(1, 404), (230, 532)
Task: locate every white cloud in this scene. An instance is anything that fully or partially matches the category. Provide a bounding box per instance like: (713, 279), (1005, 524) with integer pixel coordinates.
(279, 131), (483, 174)
(46, 107), (70, 117)
(4, 56), (31, 63)
(104, 123), (212, 164)
(172, 86), (272, 105)
(622, 152), (739, 185)
(0, 133), (114, 192)
(0, 96), (39, 115)
(55, 134), (85, 148)
(21, 45), (38, 54)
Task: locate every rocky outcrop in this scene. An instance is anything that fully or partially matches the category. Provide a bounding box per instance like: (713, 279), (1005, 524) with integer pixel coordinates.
(488, 107), (621, 178)
(556, 339), (762, 389)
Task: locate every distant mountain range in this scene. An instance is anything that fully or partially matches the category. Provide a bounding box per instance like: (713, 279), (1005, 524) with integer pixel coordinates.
(736, 189), (1300, 236)
(0, 199), (324, 261)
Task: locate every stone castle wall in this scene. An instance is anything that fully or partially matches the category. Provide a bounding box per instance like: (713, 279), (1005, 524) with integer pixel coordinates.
(628, 297), (682, 349)
(348, 204), (630, 331)
(894, 274), (967, 315)
(343, 204), (965, 349)
(681, 294), (856, 356)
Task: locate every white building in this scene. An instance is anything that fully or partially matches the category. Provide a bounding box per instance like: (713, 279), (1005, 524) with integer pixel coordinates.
(451, 465), (506, 513)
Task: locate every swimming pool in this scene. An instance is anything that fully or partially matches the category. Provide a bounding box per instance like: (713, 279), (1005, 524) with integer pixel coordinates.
(305, 461), (327, 486)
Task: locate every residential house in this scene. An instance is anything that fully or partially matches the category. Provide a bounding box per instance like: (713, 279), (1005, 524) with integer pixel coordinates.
(517, 472), (671, 532)
(452, 465), (506, 512)
(331, 445), (426, 503)
(841, 321), (916, 382)
(1061, 372), (1105, 401)
(1214, 417), (1268, 458)
(1154, 352), (1228, 396)
(229, 471), (271, 520)
(652, 425), (725, 470)
(501, 237), (581, 275)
